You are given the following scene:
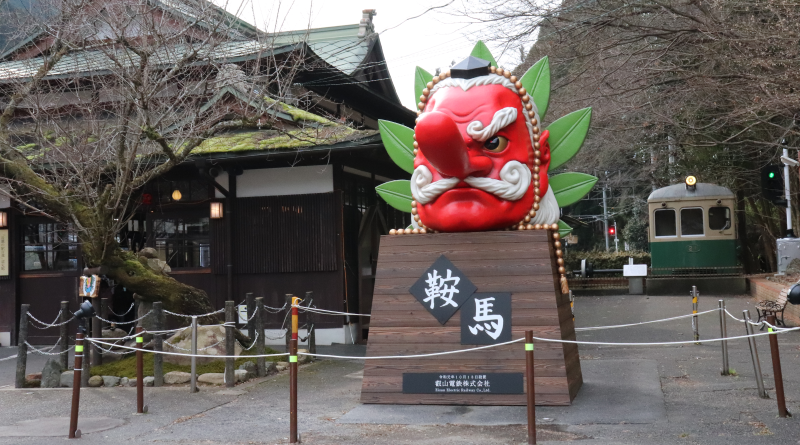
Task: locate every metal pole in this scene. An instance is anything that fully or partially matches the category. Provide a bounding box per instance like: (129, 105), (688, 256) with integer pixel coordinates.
(225, 301), (235, 388)
(98, 298), (108, 366)
(190, 316), (198, 393)
(136, 326), (144, 414)
(569, 290), (574, 321)
(68, 332), (84, 439)
(60, 301), (69, 370)
(152, 302), (163, 387)
(743, 310), (768, 399)
(691, 286), (699, 344)
(255, 297), (266, 377)
(602, 186), (609, 251)
(784, 147), (794, 237)
(766, 315), (790, 417)
(15, 304), (29, 389)
(719, 300), (729, 375)
(525, 330), (536, 445)
(290, 296), (299, 443)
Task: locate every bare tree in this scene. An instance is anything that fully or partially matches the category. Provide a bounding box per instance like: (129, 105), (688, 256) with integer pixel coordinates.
(458, 0), (800, 269)
(0, 0), (311, 313)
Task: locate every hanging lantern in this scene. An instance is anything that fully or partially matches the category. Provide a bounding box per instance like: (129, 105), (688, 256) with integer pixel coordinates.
(171, 189), (182, 201)
(210, 202), (223, 219)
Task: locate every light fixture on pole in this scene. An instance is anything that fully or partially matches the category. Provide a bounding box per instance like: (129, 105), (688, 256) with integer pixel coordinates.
(210, 202), (223, 219)
(171, 189), (182, 201)
(0, 211), (6, 228)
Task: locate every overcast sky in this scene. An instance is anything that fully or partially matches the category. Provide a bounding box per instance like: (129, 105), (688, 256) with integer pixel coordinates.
(214, 0), (526, 110)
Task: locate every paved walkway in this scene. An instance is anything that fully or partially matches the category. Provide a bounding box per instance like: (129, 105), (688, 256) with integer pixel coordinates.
(0, 295), (799, 444)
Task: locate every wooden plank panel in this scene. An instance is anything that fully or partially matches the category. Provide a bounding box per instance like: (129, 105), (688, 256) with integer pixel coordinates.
(362, 230), (581, 405)
(363, 360), (568, 377)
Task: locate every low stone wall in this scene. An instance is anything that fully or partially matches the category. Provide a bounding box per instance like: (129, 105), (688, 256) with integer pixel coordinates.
(747, 277), (799, 326)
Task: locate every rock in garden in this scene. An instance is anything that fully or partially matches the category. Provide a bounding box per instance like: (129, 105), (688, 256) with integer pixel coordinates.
(138, 247), (158, 259)
(128, 378), (138, 387)
(197, 373), (225, 385)
(163, 371), (191, 384)
(234, 369), (249, 383)
(267, 361), (278, 373)
(24, 372), (41, 388)
(41, 359), (63, 388)
(276, 362), (288, 372)
(297, 348), (312, 364)
(143, 376), (154, 387)
(102, 327), (128, 339)
(88, 375), (104, 387)
(60, 371), (74, 388)
(120, 377), (129, 387)
(102, 376), (121, 387)
(163, 326), (242, 366)
(238, 361), (256, 379)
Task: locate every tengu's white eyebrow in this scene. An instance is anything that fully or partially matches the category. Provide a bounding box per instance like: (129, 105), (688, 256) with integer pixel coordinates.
(465, 107), (518, 142)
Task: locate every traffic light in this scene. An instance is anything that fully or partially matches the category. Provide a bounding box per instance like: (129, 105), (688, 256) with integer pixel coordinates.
(608, 226), (616, 236)
(761, 165), (787, 206)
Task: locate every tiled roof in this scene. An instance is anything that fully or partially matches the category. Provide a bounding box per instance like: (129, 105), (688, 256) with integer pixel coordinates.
(0, 24), (371, 81)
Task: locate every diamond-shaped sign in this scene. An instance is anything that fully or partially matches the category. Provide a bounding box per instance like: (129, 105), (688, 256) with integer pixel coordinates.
(409, 255), (477, 325)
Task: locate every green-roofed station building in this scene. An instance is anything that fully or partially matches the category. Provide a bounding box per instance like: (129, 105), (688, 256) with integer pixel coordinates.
(0, 6), (414, 348)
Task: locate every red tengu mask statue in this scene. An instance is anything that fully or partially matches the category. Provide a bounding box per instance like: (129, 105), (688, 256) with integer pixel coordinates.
(412, 56), (560, 233)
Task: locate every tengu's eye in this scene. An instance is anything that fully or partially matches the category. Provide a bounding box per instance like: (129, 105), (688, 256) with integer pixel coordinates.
(484, 135), (508, 153)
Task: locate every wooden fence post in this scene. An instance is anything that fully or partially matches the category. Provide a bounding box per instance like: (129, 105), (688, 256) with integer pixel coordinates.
(15, 304), (29, 388)
(225, 301), (235, 388)
(91, 298), (101, 366)
(59, 301), (69, 370)
(305, 291), (316, 358)
(255, 297), (266, 377)
(153, 301), (163, 387)
(246, 292), (255, 335)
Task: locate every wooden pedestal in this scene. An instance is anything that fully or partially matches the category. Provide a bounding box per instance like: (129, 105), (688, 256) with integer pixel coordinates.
(361, 230), (582, 405)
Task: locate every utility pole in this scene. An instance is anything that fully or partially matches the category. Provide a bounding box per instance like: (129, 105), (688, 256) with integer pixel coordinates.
(614, 221), (619, 252)
(603, 185), (609, 251)
(783, 141), (794, 237)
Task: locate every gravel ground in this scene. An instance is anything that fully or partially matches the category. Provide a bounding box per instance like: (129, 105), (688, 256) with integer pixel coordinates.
(0, 294), (798, 444)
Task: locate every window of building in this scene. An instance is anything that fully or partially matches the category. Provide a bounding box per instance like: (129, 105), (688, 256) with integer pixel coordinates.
(23, 223), (79, 271)
(152, 216), (210, 268)
(708, 207), (731, 231)
(654, 209), (676, 237)
(680, 207), (704, 236)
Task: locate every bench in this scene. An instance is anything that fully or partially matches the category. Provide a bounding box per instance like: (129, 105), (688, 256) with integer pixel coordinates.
(755, 287), (788, 328)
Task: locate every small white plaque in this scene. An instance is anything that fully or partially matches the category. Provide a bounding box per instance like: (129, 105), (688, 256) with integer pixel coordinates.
(623, 264), (648, 277)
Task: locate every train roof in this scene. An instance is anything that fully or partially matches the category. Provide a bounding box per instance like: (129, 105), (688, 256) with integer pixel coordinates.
(647, 182), (735, 202)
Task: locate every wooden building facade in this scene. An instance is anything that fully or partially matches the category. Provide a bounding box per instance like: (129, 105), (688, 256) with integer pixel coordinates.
(0, 8), (414, 347)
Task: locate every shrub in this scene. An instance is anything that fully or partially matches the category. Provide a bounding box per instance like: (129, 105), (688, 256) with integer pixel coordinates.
(564, 250), (651, 273)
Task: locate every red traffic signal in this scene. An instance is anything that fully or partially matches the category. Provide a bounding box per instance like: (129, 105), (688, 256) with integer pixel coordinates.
(608, 227), (616, 236)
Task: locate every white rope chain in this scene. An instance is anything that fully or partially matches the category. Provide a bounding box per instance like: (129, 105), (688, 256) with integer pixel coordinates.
(108, 303), (135, 318)
(575, 308), (720, 331)
(27, 310), (75, 328)
(95, 310), (153, 326)
(86, 338), (289, 359)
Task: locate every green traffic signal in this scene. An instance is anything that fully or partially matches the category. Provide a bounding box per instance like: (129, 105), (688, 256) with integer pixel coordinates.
(769, 172), (776, 179)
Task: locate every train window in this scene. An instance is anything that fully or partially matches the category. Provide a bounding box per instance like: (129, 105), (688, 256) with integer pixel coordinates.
(654, 209), (677, 237)
(708, 207), (731, 231)
(680, 208), (704, 236)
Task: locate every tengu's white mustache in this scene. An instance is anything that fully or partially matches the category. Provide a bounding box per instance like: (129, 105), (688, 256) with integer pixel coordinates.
(410, 161), (531, 205)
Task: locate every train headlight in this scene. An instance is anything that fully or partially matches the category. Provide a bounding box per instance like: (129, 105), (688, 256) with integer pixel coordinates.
(685, 175), (697, 190)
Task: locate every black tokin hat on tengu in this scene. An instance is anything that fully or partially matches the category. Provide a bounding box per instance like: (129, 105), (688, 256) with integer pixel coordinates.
(450, 56), (491, 79)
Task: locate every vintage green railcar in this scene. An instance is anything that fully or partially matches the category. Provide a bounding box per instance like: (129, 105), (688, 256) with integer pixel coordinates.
(647, 179), (739, 275)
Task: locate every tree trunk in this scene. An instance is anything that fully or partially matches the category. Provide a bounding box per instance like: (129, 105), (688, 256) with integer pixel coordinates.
(100, 249), (219, 323)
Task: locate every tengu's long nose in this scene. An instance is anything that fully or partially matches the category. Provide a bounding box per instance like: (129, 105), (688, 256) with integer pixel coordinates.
(415, 111), (492, 179)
